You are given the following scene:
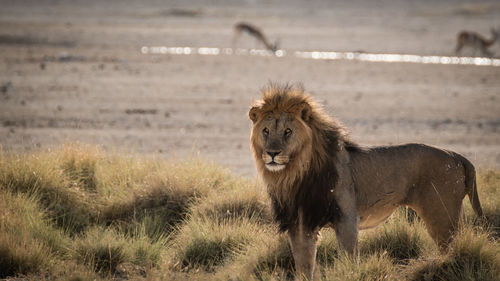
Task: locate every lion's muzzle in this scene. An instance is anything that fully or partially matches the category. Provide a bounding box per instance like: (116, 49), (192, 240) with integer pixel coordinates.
(263, 151), (288, 172)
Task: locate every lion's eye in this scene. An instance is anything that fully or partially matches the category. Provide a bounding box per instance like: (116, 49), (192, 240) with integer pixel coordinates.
(263, 128), (269, 135)
(284, 128), (292, 136)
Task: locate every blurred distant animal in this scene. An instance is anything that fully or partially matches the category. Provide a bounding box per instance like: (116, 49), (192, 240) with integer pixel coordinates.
(455, 28), (499, 57)
(233, 22), (279, 52)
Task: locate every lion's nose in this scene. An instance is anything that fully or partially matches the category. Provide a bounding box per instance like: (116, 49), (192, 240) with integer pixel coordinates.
(266, 151), (281, 159)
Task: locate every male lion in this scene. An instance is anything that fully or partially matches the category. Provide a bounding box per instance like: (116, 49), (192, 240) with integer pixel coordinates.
(249, 84), (483, 280)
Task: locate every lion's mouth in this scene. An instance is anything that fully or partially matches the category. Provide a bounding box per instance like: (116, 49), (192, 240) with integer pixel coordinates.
(265, 161), (286, 172)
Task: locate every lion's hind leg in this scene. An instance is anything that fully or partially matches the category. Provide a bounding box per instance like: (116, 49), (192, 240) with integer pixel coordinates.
(409, 183), (464, 249)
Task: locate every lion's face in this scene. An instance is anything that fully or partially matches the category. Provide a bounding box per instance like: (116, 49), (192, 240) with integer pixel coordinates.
(250, 110), (313, 173)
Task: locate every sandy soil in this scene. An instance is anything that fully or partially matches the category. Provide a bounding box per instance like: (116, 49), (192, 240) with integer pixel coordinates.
(1, 0), (499, 176)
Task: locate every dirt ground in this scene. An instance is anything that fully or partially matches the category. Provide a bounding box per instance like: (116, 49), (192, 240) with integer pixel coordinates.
(1, 0), (500, 177)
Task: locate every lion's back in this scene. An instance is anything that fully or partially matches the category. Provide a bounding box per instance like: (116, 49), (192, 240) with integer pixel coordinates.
(352, 143), (471, 223)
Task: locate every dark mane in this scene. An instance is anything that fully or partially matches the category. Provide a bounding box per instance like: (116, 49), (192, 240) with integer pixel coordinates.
(272, 128), (343, 231)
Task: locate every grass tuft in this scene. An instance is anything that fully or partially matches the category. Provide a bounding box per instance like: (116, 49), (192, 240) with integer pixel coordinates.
(191, 179), (272, 224)
(323, 253), (398, 281)
(169, 217), (258, 272)
(247, 233), (295, 280)
(0, 148), (95, 234)
(317, 229), (340, 266)
(0, 190), (61, 278)
(127, 220), (169, 267)
(74, 227), (130, 274)
(99, 158), (234, 238)
(61, 143), (101, 191)
(100, 185), (195, 238)
(476, 170), (500, 237)
(408, 226), (500, 281)
(0, 232), (49, 278)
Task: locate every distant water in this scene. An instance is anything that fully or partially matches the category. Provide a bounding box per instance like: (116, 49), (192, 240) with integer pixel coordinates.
(141, 46), (500, 67)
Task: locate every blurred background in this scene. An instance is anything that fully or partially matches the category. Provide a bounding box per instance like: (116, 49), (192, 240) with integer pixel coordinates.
(1, 0), (499, 176)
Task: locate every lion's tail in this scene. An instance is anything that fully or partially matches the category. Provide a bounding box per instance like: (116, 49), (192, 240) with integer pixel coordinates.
(458, 154), (483, 218)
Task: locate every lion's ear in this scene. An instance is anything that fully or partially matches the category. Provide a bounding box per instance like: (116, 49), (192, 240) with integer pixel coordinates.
(300, 102), (312, 122)
(249, 105), (261, 123)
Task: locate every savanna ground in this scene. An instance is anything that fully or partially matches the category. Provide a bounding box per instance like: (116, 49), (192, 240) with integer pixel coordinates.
(1, 0), (500, 280)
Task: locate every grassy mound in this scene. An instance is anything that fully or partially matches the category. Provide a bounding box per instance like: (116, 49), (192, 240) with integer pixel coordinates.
(0, 144), (498, 280)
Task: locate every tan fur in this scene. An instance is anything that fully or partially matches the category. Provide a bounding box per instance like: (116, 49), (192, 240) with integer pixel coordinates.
(249, 83), (483, 280)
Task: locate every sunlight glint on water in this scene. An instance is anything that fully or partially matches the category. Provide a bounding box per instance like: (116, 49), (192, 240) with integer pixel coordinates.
(141, 46), (500, 67)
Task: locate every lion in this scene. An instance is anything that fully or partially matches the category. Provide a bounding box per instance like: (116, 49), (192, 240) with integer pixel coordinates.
(249, 83), (483, 280)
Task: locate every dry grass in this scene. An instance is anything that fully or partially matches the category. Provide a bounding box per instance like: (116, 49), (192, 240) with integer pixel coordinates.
(360, 208), (433, 263)
(407, 227), (500, 281)
(0, 143), (499, 280)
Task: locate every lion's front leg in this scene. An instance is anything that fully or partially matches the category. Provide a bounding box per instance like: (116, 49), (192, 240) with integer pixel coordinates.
(333, 184), (360, 257)
(334, 214), (359, 257)
(288, 224), (319, 281)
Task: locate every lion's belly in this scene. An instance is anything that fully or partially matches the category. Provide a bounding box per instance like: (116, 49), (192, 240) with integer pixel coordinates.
(356, 186), (406, 230)
(358, 206), (398, 230)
